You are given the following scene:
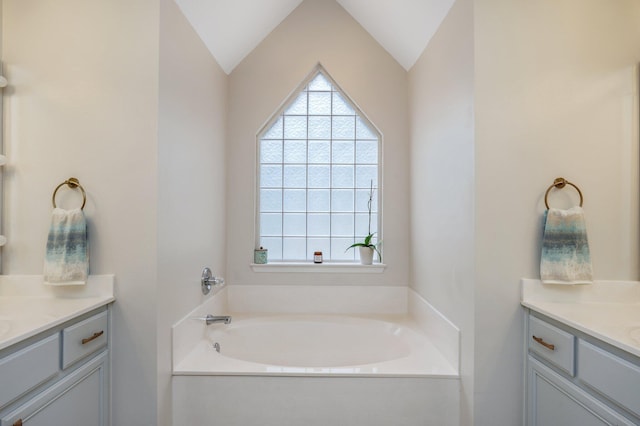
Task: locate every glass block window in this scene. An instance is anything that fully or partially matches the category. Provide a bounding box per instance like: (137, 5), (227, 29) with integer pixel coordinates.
(257, 69), (381, 262)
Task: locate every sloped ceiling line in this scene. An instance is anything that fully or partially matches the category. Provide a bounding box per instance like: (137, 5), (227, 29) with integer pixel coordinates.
(174, 0), (455, 74)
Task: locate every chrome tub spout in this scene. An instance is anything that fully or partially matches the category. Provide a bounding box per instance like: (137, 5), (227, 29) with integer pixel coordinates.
(191, 314), (232, 325)
(204, 314), (232, 325)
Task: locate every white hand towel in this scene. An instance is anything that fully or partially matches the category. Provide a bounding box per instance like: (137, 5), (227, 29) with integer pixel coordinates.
(44, 208), (89, 285)
(540, 206), (593, 285)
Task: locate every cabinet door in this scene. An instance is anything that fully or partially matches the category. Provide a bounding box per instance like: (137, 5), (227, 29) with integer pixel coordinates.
(1, 352), (108, 426)
(528, 357), (634, 426)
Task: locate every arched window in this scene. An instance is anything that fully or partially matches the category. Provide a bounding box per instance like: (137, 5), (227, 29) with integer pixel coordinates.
(257, 66), (381, 262)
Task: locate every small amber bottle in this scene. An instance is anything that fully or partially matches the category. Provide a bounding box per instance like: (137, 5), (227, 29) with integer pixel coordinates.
(313, 251), (323, 264)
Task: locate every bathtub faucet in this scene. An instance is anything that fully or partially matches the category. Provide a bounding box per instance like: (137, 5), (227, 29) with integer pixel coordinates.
(204, 314), (232, 325)
(191, 314), (232, 325)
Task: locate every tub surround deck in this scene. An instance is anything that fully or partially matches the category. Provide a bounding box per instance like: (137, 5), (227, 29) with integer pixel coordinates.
(226, 284), (407, 315)
(0, 275), (115, 350)
(521, 278), (640, 357)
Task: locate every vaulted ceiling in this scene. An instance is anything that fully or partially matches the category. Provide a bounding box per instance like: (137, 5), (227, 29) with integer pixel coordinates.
(174, 0), (455, 74)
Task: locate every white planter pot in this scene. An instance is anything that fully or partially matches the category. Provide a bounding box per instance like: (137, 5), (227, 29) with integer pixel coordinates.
(358, 246), (374, 265)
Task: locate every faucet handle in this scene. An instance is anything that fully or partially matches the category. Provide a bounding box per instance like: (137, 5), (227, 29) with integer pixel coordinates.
(201, 267), (225, 295)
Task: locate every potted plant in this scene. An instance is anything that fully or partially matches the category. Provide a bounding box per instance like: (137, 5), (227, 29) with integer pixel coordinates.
(346, 181), (381, 265)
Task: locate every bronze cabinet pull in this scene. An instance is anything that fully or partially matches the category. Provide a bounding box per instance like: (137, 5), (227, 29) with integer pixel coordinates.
(532, 335), (555, 351)
(81, 330), (104, 345)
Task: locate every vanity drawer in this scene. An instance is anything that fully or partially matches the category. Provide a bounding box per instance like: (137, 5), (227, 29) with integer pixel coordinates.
(62, 311), (108, 369)
(528, 315), (575, 376)
(578, 340), (640, 418)
(0, 333), (60, 410)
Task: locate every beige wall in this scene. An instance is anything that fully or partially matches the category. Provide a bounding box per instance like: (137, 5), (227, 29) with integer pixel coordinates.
(474, 0), (640, 424)
(157, 0), (228, 424)
(227, 0), (410, 286)
(408, 0), (475, 424)
(2, 1), (160, 424)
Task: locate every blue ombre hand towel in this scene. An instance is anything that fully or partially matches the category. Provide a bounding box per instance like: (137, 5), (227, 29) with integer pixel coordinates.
(44, 208), (89, 285)
(540, 206), (593, 285)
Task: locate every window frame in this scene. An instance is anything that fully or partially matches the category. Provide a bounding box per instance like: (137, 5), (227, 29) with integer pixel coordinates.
(254, 64), (383, 264)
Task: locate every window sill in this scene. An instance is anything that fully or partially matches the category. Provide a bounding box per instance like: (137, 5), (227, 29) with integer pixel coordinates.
(250, 262), (386, 273)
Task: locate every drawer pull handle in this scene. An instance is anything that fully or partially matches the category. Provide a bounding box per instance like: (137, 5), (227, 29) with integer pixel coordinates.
(13, 419), (22, 426)
(82, 330), (104, 345)
(532, 335), (555, 351)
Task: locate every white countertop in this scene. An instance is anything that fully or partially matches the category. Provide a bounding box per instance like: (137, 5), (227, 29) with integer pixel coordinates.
(521, 278), (640, 358)
(0, 275), (115, 351)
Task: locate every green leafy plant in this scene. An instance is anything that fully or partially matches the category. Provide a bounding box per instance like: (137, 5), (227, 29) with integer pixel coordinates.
(346, 180), (382, 262)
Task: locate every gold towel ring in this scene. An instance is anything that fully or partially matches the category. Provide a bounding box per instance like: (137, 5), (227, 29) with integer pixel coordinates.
(52, 177), (86, 210)
(544, 177), (583, 209)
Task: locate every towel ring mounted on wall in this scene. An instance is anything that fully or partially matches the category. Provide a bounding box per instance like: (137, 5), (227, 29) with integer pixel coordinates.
(544, 177), (583, 210)
(52, 177), (86, 210)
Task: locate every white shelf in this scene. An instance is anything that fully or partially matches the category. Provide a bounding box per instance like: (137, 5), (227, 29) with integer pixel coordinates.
(250, 262), (386, 273)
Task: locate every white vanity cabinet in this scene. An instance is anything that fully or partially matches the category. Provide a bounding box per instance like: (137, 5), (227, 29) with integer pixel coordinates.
(0, 307), (110, 426)
(525, 311), (638, 426)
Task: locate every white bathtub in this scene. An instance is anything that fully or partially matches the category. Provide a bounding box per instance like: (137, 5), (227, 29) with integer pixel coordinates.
(172, 286), (461, 426)
(175, 314), (457, 377)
